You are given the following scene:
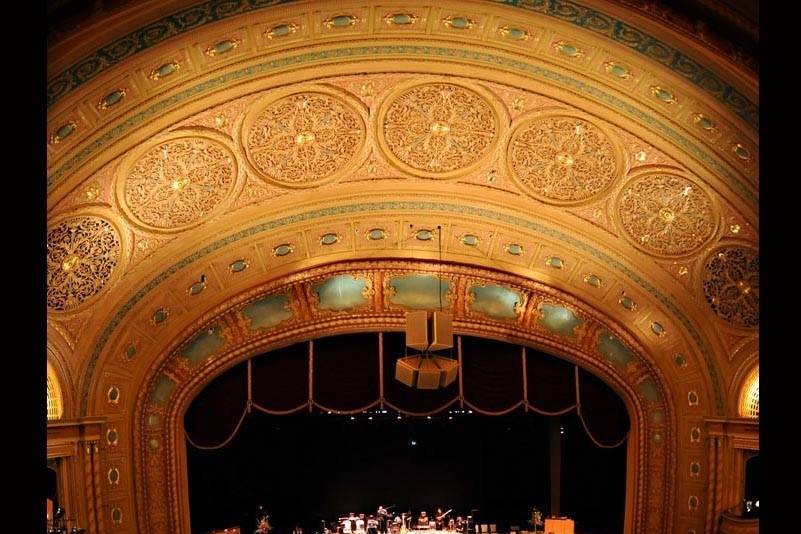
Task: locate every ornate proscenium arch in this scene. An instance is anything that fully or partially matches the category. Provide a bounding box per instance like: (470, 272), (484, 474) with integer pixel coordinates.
(134, 261), (674, 534)
(47, 1), (758, 533)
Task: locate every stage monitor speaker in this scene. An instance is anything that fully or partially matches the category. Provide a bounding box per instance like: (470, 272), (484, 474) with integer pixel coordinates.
(417, 358), (442, 389)
(429, 312), (453, 351)
(395, 356), (420, 387)
(433, 355), (459, 387)
(406, 311), (429, 350)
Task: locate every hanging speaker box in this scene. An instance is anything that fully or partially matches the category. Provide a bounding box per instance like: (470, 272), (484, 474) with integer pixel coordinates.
(395, 355), (420, 387)
(429, 311), (453, 351)
(434, 355), (459, 387)
(417, 358), (442, 389)
(406, 310), (429, 350)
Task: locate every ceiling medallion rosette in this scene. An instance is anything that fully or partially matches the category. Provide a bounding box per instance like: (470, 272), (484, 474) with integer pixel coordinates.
(240, 87), (368, 188)
(377, 82), (502, 178)
(702, 246), (759, 328)
(117, 130), (239, 232)
(507, 111), (624, 204)
(47, 215), (122, 312)
(616, 171), (718, 257)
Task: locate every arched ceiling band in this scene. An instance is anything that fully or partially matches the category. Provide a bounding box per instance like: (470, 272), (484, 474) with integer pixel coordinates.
(79, 201), (725, 415)
(46, 0), (758, 131)
(46, 46), (757, 208)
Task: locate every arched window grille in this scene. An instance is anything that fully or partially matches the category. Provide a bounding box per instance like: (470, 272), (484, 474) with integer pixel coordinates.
(47, 363), (63, 421)
(738, 366), (759, 418)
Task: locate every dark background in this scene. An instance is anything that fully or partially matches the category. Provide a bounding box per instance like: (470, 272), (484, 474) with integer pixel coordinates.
(185, 334), (628, 534)
(187, 411), (626, 534)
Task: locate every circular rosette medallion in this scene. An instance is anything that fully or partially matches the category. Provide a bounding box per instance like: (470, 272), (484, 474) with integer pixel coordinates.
(119, 132), (238, 232)
(507, 112), (624, 204)
(241, 90), (367, 187)
(378, 83), (500, 178)
(616, 172), (717, 257)
(47, 216), (122, 312)
(702, 246), (758, 328)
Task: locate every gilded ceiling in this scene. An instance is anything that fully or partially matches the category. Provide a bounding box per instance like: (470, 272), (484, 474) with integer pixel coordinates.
(46, 2), (758, 533)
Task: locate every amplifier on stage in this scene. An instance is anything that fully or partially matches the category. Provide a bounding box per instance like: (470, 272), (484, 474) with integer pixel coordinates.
(543, 518), (573, 534)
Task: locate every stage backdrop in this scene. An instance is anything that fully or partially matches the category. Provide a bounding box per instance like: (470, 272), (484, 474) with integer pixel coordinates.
(185, 334), (629, 534)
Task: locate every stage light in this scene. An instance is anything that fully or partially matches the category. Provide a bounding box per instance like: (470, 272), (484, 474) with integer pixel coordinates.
(368, 416), (373, 420)
(350, 416), (355, 421)
(427, 416), (431, 420)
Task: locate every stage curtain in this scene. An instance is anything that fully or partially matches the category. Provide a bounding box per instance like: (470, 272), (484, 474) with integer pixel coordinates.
(251, 342), (309, 413)
(184, 361), (248, 447)
(525, 349), (577, 414)
(382, 332), (459, 415)
(577, 368), (630, 446)
(184, 334), (630, 449)
(313, 333), (380, 412)
(461, 336), (524, 414)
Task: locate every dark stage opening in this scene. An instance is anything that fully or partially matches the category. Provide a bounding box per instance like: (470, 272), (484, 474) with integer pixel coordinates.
(185, 334), (629, 534)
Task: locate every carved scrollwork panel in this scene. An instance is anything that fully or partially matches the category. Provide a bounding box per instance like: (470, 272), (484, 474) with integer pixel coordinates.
(117, 130), (239, 232)
(507, 111), (625, 204)
(616, 171), (718, 257)
(241, 87), (367, 188)
(378, 82), (501, 178)
(47, 215), (122, 312)
(701, 246), (758, 328)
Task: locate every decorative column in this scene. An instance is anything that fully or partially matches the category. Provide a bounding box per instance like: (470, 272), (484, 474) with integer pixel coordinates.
(82, 441), (98, 534)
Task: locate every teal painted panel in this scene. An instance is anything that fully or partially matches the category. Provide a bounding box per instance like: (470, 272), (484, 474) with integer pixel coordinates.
(180, 325), (224, 366)
(538, 303), (582, 337)
(313, 275), (369, 311)
(470, 284), (521, 319)
(389, 275), (450, 310)
(597, 331), (634, 369)
(639, 379), (660, 403)
(151, 373), (175, 406)
(243, 294), (293, 330)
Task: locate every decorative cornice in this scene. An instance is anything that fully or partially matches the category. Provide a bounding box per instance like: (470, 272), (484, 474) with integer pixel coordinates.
(46, 0), (758, 131)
